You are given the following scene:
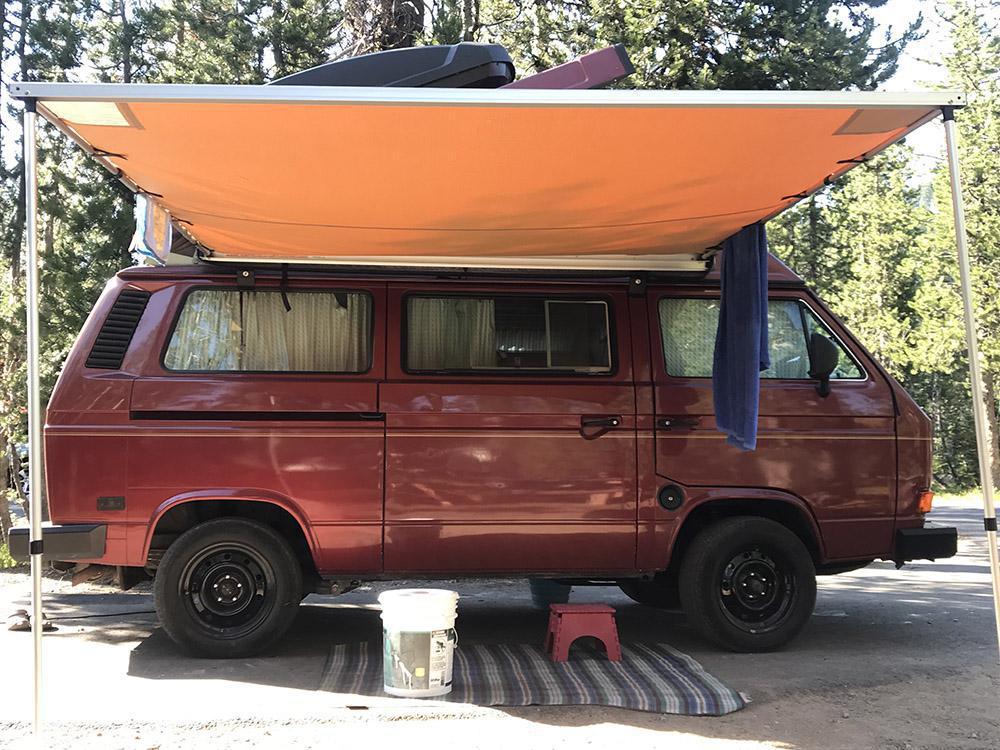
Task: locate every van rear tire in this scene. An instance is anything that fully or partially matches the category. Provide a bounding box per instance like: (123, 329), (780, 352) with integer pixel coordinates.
(678, 516), (816, 652)
(154, 517), (303, 658)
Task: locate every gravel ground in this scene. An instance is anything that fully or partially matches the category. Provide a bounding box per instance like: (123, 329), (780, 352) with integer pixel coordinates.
(1, 497), (998, 750)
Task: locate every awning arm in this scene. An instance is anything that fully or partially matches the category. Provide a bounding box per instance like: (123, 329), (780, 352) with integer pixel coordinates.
(22, 98), (45, 732)
(943, 106), (1000, 663)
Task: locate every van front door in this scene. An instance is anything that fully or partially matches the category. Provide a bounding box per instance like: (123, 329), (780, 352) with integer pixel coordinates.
(647, 287), (897, 561)
(381, 284), (638, 574)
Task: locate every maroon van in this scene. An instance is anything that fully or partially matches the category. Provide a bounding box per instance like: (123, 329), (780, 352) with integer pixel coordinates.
(11, 255), (957, 656)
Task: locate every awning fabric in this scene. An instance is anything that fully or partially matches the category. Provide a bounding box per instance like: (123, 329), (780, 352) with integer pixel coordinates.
(9, 84), (964, 268)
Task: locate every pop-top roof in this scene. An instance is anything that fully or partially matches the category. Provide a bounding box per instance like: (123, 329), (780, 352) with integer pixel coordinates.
(9, 83), (965, 270)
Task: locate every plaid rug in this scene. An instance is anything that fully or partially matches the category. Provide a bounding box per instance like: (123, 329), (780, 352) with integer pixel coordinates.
(320, 642), (747, 715)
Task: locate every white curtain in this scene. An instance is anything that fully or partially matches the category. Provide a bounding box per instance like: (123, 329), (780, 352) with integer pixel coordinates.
(164, 290), (243, 370)
(407, 297), (496, 370)
(164, 290), (370, 372)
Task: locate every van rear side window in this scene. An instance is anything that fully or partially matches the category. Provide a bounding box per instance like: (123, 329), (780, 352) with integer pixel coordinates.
(163, 289), (372, 373)
(658, 298), (863, 380)
(405, 295), (612, 374)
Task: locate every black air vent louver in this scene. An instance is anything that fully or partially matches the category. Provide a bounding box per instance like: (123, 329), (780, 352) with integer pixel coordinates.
(85, 288), (151, 369)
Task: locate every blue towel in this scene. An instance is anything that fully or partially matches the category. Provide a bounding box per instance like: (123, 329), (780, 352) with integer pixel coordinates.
(712, 223), (770, 451)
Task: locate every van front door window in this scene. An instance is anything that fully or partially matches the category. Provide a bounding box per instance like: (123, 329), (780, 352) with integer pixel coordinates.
(657, 297), (862, 380)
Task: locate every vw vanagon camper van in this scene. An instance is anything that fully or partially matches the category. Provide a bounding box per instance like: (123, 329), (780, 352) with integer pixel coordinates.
(13, 255), (957, 656)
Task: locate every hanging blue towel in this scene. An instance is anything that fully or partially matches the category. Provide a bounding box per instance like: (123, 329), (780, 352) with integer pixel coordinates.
(712, 223), (770, 451)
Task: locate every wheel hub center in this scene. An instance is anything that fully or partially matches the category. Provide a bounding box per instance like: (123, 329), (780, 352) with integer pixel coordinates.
(190, 555), (264, 619)
(213, 573), (244, 604)
(720, 548), (791, 627)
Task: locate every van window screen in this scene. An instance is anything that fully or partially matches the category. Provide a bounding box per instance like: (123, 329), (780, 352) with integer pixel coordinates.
(658, 298), (862, 380)
(164, 289), (371, 372)
(406, 296), (611, 374)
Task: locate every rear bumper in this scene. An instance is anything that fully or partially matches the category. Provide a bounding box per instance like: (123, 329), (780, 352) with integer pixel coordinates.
(894, 525), (958, 563)
(7, 524), (107, 561)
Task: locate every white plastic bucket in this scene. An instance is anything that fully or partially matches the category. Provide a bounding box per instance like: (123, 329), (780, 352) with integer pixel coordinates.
(378, 588), (459, 697)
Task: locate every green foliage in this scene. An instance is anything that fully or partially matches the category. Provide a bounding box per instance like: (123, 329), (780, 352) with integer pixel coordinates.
(476, 0), (919, 88)
(823, 148), (927, 376)
(770, 147), (983, 489)
(770, 0), (1000, 490)
(0, 542), (16, 569)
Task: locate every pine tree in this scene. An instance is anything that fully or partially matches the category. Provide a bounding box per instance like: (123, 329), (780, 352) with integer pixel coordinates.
(914, 0), (1000, 489)
(823, 148), (928, 376)
(769, 0), (1000, 490)
(474, 0), (919, 87)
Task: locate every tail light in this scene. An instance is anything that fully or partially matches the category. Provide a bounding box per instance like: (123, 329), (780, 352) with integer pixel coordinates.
(918, 490), (935, 514)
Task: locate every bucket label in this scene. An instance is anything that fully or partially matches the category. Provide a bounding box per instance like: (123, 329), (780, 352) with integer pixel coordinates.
(383, 628), (455, 692)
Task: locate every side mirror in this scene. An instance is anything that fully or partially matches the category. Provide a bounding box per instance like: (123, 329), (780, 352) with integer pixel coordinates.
(807, 332), (839, 398)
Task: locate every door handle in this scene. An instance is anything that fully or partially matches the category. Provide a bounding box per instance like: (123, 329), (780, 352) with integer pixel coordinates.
(581, 415), (622, 429)
(657, 416), (700, 431)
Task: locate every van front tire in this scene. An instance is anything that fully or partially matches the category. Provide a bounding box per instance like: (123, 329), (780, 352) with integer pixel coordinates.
(679, 516), (816, 652)
(154, 517), (303, 658)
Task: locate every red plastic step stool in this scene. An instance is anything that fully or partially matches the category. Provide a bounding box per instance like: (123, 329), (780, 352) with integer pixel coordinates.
(544, 603), (622, 662)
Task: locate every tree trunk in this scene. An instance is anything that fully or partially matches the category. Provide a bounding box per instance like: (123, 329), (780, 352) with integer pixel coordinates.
(0, 0), (8, 181)
(0, 444), (12, 541)
(272, 0), (286, 73)
(9, 441), (27, 507)
(7, 0), (33, 282)
(983, 369), (1000, 492)
(117, 0), (133, 83)
(462, 0), (476, 41)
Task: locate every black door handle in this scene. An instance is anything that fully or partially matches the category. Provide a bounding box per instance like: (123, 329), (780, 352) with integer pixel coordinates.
(657, 416), (700, 431)
(581, 415), (622, 429)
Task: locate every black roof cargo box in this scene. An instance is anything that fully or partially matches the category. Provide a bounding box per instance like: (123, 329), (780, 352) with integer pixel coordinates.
(270, 42), (515, 88)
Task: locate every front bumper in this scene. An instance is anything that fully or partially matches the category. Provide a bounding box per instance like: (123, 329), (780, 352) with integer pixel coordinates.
(7, 524), (107, 561)
(894, 525), (958, 563)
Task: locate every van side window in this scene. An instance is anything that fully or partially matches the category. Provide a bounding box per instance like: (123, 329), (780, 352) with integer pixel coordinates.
(658, 298), (863, 380)
(163, 289), (372, 372)
(405, 295), (612, 374)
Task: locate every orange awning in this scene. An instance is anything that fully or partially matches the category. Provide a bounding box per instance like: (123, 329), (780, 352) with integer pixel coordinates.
(10, 83), (964, 269)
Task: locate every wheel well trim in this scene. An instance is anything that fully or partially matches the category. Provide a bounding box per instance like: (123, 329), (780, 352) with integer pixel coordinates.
(143, 489), (318, 565)
(666, 488), (826, 567)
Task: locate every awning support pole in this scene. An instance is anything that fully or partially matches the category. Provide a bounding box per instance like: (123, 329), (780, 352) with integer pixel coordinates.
(23, 98), (44, 733)
(942, 106), (1000, 663)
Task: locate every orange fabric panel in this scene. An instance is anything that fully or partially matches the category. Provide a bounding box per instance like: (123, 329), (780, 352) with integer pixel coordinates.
(56, 101), (932, 259)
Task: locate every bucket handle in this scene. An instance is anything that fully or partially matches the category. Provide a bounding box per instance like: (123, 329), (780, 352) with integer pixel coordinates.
(447, 627), (459, 649)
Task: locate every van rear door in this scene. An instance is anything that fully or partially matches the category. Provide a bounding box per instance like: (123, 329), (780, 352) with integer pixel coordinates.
(128, 280), (387, 575)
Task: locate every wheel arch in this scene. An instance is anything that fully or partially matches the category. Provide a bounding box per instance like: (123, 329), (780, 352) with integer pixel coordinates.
(143, 490), (319, 577)
(665, 490), (825, 573)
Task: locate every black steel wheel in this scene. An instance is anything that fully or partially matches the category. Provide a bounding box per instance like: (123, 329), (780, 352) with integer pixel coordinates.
(179, 542), (274, 635)
(154, 517), (302, 658)
(718, 548), (794, 633)
(679, 516), (816, 652)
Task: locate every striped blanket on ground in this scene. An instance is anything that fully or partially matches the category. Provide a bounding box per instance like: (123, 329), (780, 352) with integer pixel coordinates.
(320, 641), (747, 716)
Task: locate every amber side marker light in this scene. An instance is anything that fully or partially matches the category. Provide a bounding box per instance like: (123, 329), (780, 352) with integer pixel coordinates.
(918, 491), (935, 514)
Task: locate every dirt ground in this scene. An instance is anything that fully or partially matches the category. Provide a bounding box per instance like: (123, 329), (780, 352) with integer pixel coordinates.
(1, 497), (998, 750)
